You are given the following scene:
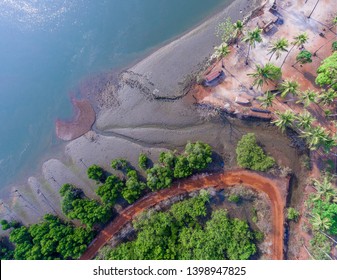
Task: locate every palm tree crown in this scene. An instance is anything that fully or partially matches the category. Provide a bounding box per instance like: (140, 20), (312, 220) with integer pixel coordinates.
(296, 110), (316, 130)
(268, 38), (289, 61)
(242, 27), (262, 64)
(272, 110), (295, 132)
(278, 80), (300, 98)
(257, 91), (275, 108)
(248, 63), (282, 88)
(293, 32), (309, 49)
(297, 90), (319, 107)
(319, 89), (337, 106)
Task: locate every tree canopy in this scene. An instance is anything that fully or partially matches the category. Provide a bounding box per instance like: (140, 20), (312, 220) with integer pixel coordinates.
(236, 133), (275, 171)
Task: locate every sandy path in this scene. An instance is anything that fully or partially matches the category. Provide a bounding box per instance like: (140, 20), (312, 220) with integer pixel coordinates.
(80, 169), (286, 260)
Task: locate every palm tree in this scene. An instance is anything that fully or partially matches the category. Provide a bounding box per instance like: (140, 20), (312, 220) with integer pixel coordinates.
(295, 110), (316, 130)
(242, 27), (262, 65)
(296, 90), (318, 107)
(257, 91), (276, 108)
(272, 110), (295, 132)
(301, 125), (327, 150)
(233, 20), (244, 47)
(247, 63), (282, 88)
(312, 176), (337, 202)
(268, 38), (289, 61)
(213, 43), (231, 68)
(319, 89), (337, 106)
(278, 80), (300, 98)
(281, 32), (309, 68)
(311, 213), (332, 232)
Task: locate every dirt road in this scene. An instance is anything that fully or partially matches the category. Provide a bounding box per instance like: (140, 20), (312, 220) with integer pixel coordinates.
(80, 170), (286, 260)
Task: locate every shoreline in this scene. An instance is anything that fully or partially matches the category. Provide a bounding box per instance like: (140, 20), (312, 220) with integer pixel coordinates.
(0, 0), (267, 227)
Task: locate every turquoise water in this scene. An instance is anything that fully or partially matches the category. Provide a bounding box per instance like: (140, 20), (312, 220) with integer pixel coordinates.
(0, 0), (232, 187)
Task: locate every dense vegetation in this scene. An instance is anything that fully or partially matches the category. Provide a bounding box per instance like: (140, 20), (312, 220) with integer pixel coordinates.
(106, 191), (259, 260)
(306, 175), (337, 259)
(236, 133), (275, 171)
(7, 214), (93, 260)
(1, 141), (214, 260)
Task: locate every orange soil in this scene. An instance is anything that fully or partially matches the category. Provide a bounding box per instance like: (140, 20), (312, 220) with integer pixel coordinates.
(80, 170), (287, 260)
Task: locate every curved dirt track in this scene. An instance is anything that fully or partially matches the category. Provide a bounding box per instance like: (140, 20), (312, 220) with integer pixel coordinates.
(80, 170), (286, 260)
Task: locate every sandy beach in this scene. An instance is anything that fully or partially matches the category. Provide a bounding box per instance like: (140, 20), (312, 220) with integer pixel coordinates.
(0, 0), (269, 227)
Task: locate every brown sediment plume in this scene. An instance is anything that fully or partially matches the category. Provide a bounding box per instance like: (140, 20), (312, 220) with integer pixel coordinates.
(56, 99), (96, 141)
(80, 169), (288, 260)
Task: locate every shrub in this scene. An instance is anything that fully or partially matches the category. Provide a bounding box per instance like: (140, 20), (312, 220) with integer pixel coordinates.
(122, 170), (147, 204)
(287, 207), (300, 222)
(236, 133), (275, 171)
(96, 175), (124, 206)
(146, 164), (173, 191)
(111, 158), (129, 172)
(185, 141), (213, 171)
(228, 194), (240, 203)
(332, 41), (337, 51)
(138, 153), (148, 170)
(87, 164), (105, 182)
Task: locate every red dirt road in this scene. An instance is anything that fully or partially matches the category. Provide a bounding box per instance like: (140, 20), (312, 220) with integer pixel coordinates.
(80, 170), (286, 260)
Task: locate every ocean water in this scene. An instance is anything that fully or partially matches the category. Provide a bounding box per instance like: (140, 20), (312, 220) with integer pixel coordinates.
(0, 0), (232, 188)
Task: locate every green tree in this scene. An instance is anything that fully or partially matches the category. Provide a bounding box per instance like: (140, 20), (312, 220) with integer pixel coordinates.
(184, 141), (213, 171)
(236, 133), (275, 171)
(319, 89), (337, 106)
(213, 42), (231, 68)
(248, 63), (281, 88)
(158, 151), (176, 168)
(111, 158), (130, 172)
(293, 50), (312, 67)
(272, 110), (295, 132)
(278, 80), (300, 98)
(295, 110), (316, 130)
(146, 164), (173, 191)
(173, 155), (193, 179)
(332, 41), (337, 51)
(268, 38), (289, 61)
(216, 17), (235, 43)
(257, 91), (276, 108)
(287, 207), (300, 222)
(59, 184), (83, 215)
(316, 52), (337, 90)
(281, 32), (309, 68)
(122, 170), (146, 204)
(242, 27), (262, 65)
(233, 20), (244, 47)
(87, 164), (105, 182)
(296, 90), (318, 107)
(138, 153), (148, 170)
(96, 175), (124, 206)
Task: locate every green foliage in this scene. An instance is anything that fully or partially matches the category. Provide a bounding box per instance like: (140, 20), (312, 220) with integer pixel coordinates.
(138, 153), (148, 170)
(287, 207), (300, 222)
(228, 194), (240, 203)
(332, 41), (337, 51)
(216, 17), (235, 43)
(96, 175), (124, 206)
(236, 133), (275, 171)
(146, 164), (173, 191)
(0, 237), (13, 260)
(248, 63), (282, 88)
(316, 52), (337, 90)
(173, 155), (192, 179)
(1, 220), (10, 231)
(67, 199), (112, 228)
(309, 232), (331, 260)
(310, 199), (337, 235)
(60, 184), (112, 228)
(159, 151), (176, 168)
(295, 50), (312, 65)
(8, 214), (93, 260)
(122, 170), (147, 204)
(111, 158), (130, 172)
(59, 184), (83, 215)
(107, 193), (257, 260)
(87, 164), (105, 182)
(185, 141), (213, 171)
